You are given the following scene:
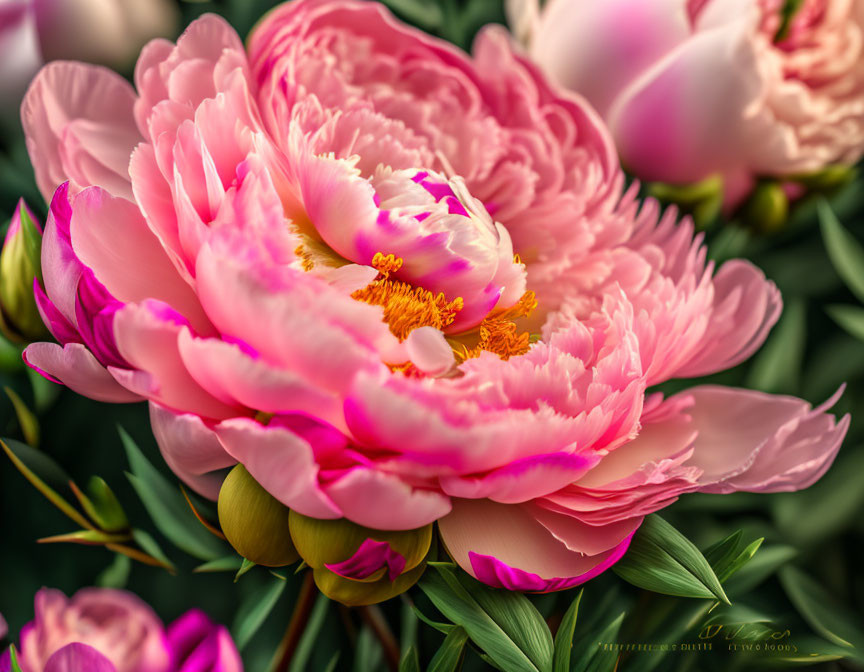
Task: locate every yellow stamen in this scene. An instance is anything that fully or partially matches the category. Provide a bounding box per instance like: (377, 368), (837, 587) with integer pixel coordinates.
(352, 253), (464, 341)
(454, 290), (538, 362)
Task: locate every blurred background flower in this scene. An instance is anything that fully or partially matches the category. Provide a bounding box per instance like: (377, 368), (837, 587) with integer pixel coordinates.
(0, 587), (242, 672)
(511, 0), (864, 221)
(0, 0), (179, 125)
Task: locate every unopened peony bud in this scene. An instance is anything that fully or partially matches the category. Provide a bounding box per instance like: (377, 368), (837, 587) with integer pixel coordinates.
(289, 511), (432, 606)
(741, 181), (789, 235)
(217, 464), (299, 567)
(0, 200), (48, 343)
(646, 175), (724, 229)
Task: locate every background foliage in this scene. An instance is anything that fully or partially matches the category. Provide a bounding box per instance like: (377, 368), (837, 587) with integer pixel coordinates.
(1, 1), (863, 670)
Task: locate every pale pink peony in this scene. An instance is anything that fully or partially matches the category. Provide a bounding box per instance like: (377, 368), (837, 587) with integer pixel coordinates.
(511, 0), (864, 206)
(20, 0), (848, 591)
(0, 588), (241, 672)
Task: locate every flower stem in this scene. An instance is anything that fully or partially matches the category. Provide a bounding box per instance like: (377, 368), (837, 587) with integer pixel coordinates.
(357, 604), (401, 672)
(271, 571), (317, 672)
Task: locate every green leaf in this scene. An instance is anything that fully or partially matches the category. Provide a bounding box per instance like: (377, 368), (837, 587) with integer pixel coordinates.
(703, 531), (743, 575)
(4, 386), (39, 446)
(96, 553), (131, 589)
(826, 304), (864, 342)
(323, 652), (340, 672)
(552, 589), (583, 672)
(571, 612), (625, 672)
(613, 515), (729, 604)
(398, 646), (420, 672)
(428, 626), (469, 672)
(131, 528), (175, 571)
(456, 572), (554, 672)
(74, 476), (129, 532)
(353, 627), (383, 672)
(412, 606), (458, 635)
(194, 555), (244, 573)
(819, 199), (864, 302)
(1, 437), (93, 531)
(231, 577), (287, 651)
(9, 645), (24, 672)
(779, 566), (864, 659)
(120, 427), (226, 561)
(400, 597), (419, 653)
(745, 299), (805, 395)
(759, 635), (851, 666)
(724, 545), (796, 597)
(718, 538), (763, 583)
(379, 0), (443, 30)
(418, 568), (544, 672)
(234, 558), (256, 582)
(288, 592), (330, 672)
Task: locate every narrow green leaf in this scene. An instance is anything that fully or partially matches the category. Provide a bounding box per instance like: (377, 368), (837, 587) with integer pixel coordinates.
(288, 593), (330, 672)
(826, 304), (864, 341)
(9, 645), (24, 672)
(39, 529), (129, 545)
(412, 606), (458, 635)
(323, 652), (340, 672)
(779, 566), (864, 658)
(4, 386), (39, 446)
(120, 427), (226, 561)
(428, 626), (469, 672)
(234, 558), (256, 582)
(456, 571), (554, 672)
(194, 556), (244, 573)
(96, 553), (131, 589)
(703, 530), (743, 573)
(724, 546), (796, 596)
(571, 612), (625, 672)
(1, 438), (94, 531)
(745, 299), (805, 394)
(231, 577), (287, 651)
(718, 538), (763, 583)
(353, 626), (384, 672)
(73, 476), (129, 532)
(398, 646), (420, 672)
(418, 568), (542, 672)
(819, 199), (864, 302)
(400, 597), (418, 652)
(613, 515), (729, 604)
(131, 529), (175, 571)
(552, 589), (582, 672)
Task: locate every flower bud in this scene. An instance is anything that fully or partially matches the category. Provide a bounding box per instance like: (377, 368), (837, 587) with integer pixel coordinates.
(741, 181), (789, 234)
(646, 175), (723, 230)
(289, 511), (432, 606)
(0, 200), (48, 343)
(217, 464), (299, 567)
(791, 164), (857, 193)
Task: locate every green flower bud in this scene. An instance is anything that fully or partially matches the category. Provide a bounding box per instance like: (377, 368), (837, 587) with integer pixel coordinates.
(790, 164), (857, 192)
(217, 464), (299, 567)
(0, 200), (48, 343)
(645, 175), (723, 230)
(289, 511), (432, 606)
(741, 181), (789, 234)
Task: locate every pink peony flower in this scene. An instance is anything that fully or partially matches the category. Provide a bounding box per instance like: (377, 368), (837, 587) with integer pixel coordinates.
(0, 588), (242, 672)
(0, 0), (179, 121)
(510, 0), (864, 207)
(20, 0), (848, 591)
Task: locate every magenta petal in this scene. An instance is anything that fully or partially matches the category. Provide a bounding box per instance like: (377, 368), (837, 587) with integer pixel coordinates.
(325, 538), (407, 582)
(44, 644), (117, 672)
(468, 531), (633, 592)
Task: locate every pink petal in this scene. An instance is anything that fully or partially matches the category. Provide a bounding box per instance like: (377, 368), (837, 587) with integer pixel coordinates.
(149, 403), (235, 500)
(21, 61), (141, 201)
(438, 498), (636, 590)
(404, 327), (455, 376)
(111, 301), (238, 419)
(69, 186), (213, 334)
(215, 418), (342, 520)
(325, 538), (406, 582)
(677, 260), (782, 377)
(177, 330), (345, 431)
(531, 0), (693, 117)
(324, 467), (452, 531)
(44, 644), (116, 672)
(685, 386), (850, 493)
(23, 342), (141, 403)
(608, 13), (766, 182)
